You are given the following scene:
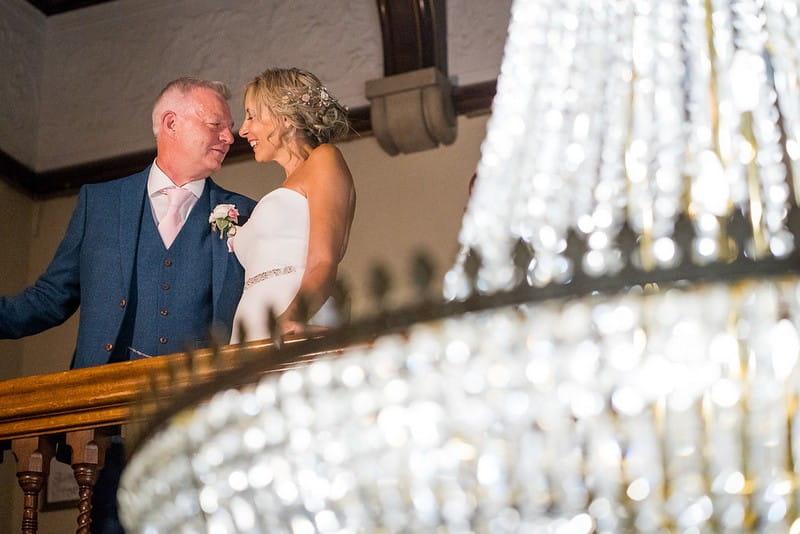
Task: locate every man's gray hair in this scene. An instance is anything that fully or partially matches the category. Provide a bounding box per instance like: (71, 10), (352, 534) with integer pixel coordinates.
(152, 77), (231, 137)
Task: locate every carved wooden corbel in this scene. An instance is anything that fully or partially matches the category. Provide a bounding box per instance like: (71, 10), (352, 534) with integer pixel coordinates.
(368, 0), (456, 155)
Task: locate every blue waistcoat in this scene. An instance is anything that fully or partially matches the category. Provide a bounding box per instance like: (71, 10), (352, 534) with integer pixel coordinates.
(120, 188), (215, 359)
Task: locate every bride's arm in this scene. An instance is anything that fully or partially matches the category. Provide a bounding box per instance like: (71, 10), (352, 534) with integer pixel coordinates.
(280, 144), (355, 334)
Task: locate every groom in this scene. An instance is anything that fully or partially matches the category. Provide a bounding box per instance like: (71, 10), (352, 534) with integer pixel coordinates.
(0, 77), (255, 367)
(0, 77), (256, 532)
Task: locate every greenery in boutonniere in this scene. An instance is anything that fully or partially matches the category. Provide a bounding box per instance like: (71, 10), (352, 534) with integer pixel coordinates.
(209, 204), (239, 238)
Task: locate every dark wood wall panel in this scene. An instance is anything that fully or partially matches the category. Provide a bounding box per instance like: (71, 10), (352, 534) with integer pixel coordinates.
(25, 0), (116, 16)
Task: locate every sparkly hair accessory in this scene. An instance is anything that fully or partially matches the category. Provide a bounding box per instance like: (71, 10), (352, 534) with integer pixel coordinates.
(282, 85), (336, 114)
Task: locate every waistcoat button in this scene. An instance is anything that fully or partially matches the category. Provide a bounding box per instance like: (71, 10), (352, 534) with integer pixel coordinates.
(159, 336), (168, 344)
(160, 309), (168, 316)
(161, 282), (170, 291)
(119, 298), (127, 308)
(164, 259), (173, 267)
(104, 343), (113, 352)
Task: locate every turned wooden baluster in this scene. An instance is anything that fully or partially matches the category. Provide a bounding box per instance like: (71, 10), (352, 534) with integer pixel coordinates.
(11, 436), (56, 534)
(67, 429), (111, 534)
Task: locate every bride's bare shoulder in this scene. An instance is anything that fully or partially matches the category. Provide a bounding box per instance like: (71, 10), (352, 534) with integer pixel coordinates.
(307, 143), (345, 164)
(303, 144), (352, 185)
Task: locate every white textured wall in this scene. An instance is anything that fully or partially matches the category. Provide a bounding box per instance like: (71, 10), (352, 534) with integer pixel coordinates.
(36, 0), (383, 170)
(448, 0), (512, 84)
(0, 0), (44, 167)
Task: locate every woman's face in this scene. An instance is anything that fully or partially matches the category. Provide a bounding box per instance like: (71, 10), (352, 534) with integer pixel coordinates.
(239, 92), (283, 163)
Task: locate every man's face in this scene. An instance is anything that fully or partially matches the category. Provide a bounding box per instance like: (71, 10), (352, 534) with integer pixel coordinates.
(173, 87), (235, 180)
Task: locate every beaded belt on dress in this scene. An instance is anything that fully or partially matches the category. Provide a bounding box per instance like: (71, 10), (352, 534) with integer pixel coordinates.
(244, 266), (296, 290)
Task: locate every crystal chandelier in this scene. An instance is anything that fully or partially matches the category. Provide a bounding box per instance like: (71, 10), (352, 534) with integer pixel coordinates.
(119, 0), (800, 532)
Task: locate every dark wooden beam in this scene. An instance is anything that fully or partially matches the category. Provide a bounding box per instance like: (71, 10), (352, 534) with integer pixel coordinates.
(0, 149), (35, 196)
(34, 149), (156, 197)
(453, 80), (497, 116)
(376, 0), (448, 76)
(25, 0), (117, 16)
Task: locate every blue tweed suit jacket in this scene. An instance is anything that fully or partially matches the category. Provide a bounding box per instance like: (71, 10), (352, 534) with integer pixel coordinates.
(0, 167), (256, 368)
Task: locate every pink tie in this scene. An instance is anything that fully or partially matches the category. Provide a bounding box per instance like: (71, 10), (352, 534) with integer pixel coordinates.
(158, 187), (193, 248)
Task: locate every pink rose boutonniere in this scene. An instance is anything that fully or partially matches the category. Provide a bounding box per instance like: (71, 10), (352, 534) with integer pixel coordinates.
(209, 204), (239, 239)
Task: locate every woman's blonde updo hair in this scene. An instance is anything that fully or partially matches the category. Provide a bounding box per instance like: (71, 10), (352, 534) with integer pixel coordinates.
(245, 68), (349, 148)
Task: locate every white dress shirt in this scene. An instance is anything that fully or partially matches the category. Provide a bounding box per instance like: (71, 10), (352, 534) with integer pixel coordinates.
(146, 161), (206, 225)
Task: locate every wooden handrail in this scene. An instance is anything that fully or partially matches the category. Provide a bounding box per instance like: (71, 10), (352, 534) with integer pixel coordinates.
(0, 331), (367, 443)
(0, 339), (289, 441)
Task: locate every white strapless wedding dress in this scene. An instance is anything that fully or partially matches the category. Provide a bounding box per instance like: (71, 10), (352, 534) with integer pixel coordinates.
(230, 187), (338, 343)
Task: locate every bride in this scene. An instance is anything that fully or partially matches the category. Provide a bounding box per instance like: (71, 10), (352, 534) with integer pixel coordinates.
(228, 67), (355, 343)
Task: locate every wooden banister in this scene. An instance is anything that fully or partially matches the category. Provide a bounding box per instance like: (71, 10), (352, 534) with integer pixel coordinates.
(66, 428), (112, 533)
(11, 436), (55, 534)
(0, 340), (280, 441)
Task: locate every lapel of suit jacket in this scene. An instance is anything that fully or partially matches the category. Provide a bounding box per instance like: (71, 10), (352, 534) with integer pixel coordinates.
(207, 178), (229, 313)
(118, 168), (149, 294)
